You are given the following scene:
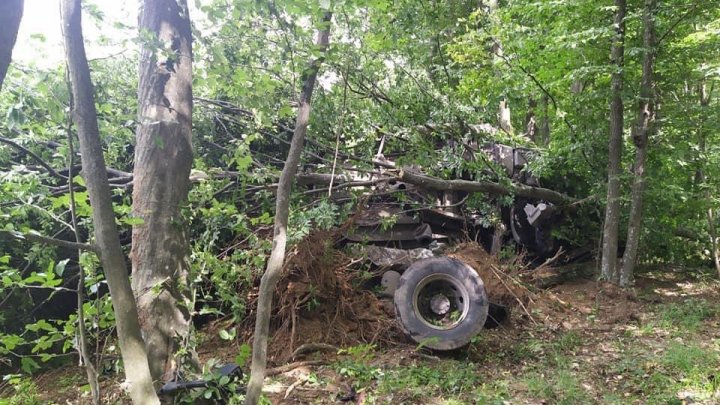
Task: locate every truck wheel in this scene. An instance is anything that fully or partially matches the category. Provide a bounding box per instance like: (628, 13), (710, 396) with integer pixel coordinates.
(394, 257), (489, 350)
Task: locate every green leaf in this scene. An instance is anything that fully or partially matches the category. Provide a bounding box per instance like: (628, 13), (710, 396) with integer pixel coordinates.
(20, 357), (40, 374)
(2, 334), (24, 351)
(120, 216), (145, 226)
(235, 343), (251, 366)
(218, 328), (235, 341)
(55, 259), (69, 277)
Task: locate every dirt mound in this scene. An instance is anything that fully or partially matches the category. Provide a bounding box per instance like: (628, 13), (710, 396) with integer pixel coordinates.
(445, 243), (640, 329)
(448, 243), (532, 310)
(242, 230), (402, 364)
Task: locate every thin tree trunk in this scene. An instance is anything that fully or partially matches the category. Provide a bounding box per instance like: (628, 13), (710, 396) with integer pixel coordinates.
(66, 94), (100, 404)
(244, 11), (332, 405)
(620, 0), (657, 287)
(709, 208), (720, 276)
(601, 0), (626, 283)
(499, 98), (513, 133)
(490, 204), (506, 257)
(695, 82), (720, 276)
(525, 97), (537, 142)
(132, 0), (194, 384)
(0, 0), (23, 90)
(60, 1), (159, 403)
(539, 95), (550, 146)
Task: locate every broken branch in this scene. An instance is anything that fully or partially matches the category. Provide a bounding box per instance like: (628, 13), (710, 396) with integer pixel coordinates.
(398, 167), (577, 205)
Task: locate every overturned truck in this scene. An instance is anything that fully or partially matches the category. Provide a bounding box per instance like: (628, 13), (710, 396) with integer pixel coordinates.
(332, 143), (579, 350)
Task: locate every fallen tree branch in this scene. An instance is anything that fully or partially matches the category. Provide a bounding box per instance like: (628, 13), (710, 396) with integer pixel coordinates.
(0, 135), (68, 180)
(300, 178), (391, 196)
(398, 167), (577, 205)
(0, 230), (99, 254)
(266, 360), (326, 377)
(290, 343), (338, 361)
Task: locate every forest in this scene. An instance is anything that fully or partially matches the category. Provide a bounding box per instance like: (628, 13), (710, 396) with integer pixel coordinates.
(0, 0), (719, 404)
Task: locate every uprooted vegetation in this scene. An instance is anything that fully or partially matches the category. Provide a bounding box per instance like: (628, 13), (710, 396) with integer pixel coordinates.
(243, 229), (403, 363)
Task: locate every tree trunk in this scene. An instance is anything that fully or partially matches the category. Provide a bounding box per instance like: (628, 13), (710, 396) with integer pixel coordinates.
(499, 98), (513, 133)
(0, 0), (23, 90)
(60, 1), (159, 403)
(539, 95), (550, 146)
(620, 0), (657, 287)
(695, 82), (720, 276)
(244, 11), (332, 405)
(525, 98), (537, 142)
(490, 203), (506, 257)
(132, 0), (194, 384)
(601, 0), (626, 283)
(66, 105), (100, 404)
(709, 207), (720, 277)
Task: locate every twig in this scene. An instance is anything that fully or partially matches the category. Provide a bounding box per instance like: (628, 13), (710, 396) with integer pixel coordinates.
(489, 264), (537, 325)
(657, 2), (700, 47)
(410, 351), (441, 361)
(533, 246), (565, 274)
(284, 375), (308, 399)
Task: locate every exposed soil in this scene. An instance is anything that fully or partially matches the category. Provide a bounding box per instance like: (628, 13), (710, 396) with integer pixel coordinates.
(234, 229), (403, 364)
(448, 242), (532, 309)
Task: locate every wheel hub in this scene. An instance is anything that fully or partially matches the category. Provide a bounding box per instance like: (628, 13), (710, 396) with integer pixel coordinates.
(412, 274), (470, 330)
(430, 294), (451, 315)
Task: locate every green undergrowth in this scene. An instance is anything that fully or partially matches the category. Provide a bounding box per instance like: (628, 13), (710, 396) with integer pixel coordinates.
(324, 300), (720, 405)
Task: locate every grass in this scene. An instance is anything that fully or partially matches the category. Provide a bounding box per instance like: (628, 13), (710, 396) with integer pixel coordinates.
(656, 298), (718, 333)
(326, 313), (720, 404)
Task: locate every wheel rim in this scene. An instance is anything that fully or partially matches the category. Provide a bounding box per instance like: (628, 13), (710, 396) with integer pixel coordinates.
(412, 273), (470, 330)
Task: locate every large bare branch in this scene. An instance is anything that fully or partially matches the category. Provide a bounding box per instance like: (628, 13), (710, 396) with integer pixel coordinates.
(397, 167), (577, 205)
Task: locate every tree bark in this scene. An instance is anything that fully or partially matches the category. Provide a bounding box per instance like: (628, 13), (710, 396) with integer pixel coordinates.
(620, 0), (657, 287)
(601, 0), (626, 283)
(132, 0), (194, 384)
(60, 1), (159, 403)
(0, 0), (23, 91)
(244, 11), (332, 405)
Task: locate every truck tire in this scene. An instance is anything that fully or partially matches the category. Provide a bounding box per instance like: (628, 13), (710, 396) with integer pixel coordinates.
(394, 257), (489, 350)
